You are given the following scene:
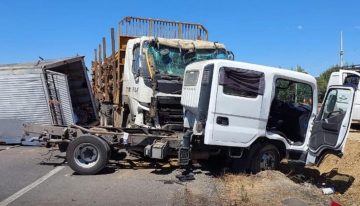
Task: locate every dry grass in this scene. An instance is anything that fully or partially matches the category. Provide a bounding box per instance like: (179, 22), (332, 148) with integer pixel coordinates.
(216, 132), (360, 205)
(218, 171), (329, 205)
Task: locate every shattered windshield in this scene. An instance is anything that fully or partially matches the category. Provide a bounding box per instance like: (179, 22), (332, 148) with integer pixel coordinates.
(146, 44), (229, 77)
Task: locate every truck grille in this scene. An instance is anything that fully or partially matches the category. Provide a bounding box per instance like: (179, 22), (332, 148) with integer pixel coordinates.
(156, 97), (183, 126)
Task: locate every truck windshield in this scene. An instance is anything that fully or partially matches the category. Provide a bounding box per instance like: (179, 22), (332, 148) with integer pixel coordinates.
(146, 44), (229, 77)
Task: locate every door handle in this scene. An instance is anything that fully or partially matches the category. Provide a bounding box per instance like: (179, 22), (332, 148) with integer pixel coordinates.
(216, 116), (229, 126)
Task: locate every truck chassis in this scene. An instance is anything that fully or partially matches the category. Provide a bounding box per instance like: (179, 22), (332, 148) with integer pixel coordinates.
(24, 124), (185, 175)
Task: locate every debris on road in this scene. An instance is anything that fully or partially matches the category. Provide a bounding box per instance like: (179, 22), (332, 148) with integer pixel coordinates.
(322, 187), (335, 195)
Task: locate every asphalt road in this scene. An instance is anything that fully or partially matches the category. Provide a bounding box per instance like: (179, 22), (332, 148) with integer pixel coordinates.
(0, 145), (220, 206)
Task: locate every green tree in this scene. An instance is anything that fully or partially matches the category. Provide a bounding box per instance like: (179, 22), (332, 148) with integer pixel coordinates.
(294, 65), (307, 74)
(275, 66), (312, 104)
(317, 65), (340, 102)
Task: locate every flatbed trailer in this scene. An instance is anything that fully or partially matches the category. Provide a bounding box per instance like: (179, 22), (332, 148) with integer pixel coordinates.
(24, 124), (185, 175)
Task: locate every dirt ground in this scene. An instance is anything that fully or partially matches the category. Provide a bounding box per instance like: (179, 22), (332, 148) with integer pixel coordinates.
(316, 129), (360, 205)
(217, 128), (360, 206)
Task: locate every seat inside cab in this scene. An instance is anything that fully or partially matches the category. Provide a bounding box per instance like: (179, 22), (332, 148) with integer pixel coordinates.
(266, 79), (313, 145)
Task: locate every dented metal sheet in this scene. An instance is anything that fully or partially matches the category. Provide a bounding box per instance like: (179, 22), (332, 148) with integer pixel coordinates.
(45, 70), (75, 125)
(0, 56), (97, 144)
(0, 73), (52, 124)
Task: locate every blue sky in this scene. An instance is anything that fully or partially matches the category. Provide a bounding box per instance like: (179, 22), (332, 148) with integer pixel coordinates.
(0, 0), (359, 76)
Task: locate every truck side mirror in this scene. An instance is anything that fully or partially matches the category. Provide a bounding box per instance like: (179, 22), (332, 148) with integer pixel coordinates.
(227, 51), (234, 60)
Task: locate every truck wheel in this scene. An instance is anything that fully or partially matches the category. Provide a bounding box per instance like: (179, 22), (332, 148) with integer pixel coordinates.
(250, 144), (280, 174)
(66, 136), (110, 175)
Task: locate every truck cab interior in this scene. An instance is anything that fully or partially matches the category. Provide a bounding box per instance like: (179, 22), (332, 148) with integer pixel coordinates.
(267, 79), (313, 145)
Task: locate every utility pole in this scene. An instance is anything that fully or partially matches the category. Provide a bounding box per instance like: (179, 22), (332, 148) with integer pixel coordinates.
(340, 31), (344, 67)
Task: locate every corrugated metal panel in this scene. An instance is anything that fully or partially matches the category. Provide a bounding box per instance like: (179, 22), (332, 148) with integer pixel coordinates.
(46, 71), (75, 125)
(0, 74), (52, 124)
(0, 56), (84, 72)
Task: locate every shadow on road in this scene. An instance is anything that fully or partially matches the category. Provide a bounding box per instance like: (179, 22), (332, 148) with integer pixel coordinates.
(350, 123), (360, 131)
(35, 147), (354, 194)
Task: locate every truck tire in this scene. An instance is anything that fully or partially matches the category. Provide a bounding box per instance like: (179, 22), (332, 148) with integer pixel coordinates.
(249, 144), (280, 174)
(66, 135), (110, 175)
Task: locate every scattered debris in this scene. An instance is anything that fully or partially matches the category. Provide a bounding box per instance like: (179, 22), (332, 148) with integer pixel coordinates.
(176, 172), (195, 182)
(322, 187), (335, 195)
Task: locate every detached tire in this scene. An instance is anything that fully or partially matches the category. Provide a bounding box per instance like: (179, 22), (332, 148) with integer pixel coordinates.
(250, 144), (280, 174)
(66, 136), (110, 175)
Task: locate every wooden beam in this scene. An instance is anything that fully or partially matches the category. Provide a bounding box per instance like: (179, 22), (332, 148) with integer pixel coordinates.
(111, 28), (115, 58)
(98, 44), (102, 64)
(94, 48), (98, 63)
(102, 37), (106, 63)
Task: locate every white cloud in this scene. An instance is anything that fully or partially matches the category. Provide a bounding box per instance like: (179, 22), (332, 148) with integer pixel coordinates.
(297, 25), (303, 30)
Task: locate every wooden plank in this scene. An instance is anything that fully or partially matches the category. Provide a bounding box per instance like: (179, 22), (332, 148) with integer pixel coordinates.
(111, 28), (115, 58)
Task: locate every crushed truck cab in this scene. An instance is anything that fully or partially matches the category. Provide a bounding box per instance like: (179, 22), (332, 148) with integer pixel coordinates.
(121, 37), (229, 130)
(181, 60), (355, 171)
(92, 17), (233, 130)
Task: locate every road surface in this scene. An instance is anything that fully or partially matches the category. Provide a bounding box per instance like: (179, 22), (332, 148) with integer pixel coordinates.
(0, 146), (220, 206)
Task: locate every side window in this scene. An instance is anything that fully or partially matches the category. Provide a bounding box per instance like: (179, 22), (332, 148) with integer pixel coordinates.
(184, 71), (199, 86)
(320, 89), (351, 120)
(219, 67), (264, 98)
(132, 44), (140, 75)
(343, 74), (360, 89)
(275, 79), (313, 107)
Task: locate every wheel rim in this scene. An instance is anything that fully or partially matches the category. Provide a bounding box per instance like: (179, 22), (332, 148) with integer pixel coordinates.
(259, 151), (276, 170)
(73, 143), (99, 168)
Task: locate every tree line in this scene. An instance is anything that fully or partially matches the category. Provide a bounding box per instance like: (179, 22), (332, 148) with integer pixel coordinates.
(293, 65), (340, 103)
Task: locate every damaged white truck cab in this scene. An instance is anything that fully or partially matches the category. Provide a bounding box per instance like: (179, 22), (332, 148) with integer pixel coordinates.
(122, 37), (229, 129)
(181, 60), (355, 172)
(93, 17), (233, 130)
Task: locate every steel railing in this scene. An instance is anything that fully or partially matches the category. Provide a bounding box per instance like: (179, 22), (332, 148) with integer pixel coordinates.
(119, 16), (208, 41)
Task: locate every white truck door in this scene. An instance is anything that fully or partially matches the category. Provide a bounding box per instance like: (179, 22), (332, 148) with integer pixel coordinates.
(211, 67), (265, 145)
(306, 86), (355, 164)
